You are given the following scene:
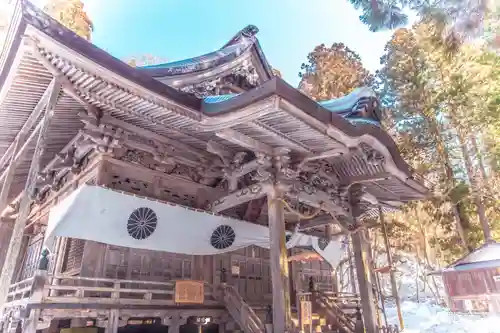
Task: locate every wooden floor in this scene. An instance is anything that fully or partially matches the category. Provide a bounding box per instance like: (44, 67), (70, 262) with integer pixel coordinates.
(116, 322), (219, 333)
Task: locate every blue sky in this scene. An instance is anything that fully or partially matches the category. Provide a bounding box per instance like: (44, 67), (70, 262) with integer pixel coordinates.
(37, 0), (401, 87)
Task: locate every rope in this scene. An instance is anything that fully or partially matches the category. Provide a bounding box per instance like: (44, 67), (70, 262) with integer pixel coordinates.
(269, 197), (323, 220)
(270, 198), (368, 236)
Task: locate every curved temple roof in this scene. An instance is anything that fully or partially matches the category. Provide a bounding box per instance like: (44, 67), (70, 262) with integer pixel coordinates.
(202, 86), (383, 127)
(0, 0), (427, 220)
(138, 24), (274, 81)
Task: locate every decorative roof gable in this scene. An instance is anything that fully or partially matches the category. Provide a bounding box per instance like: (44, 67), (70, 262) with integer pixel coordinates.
(138, 25), (274, 97)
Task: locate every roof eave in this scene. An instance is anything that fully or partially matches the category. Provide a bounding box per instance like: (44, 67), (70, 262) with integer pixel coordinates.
(199, 77), (428, 195)
(19, 0), (202, 112)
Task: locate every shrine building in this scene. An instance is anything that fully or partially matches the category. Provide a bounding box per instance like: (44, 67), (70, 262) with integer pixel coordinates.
(0, 1), (427, 333)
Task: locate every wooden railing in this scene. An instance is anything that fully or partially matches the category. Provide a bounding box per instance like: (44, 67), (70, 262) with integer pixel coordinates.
(5, 273), (219, 307)
(298, 291), (400, 333)
(218, 284), (265, 333)
(314, 291), (357, 333)
(6, 277), (34, 304)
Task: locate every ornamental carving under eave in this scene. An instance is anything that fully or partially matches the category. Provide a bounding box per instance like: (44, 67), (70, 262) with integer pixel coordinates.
(251, 167), (273, 183)
(235, 184), (263, 198)
(364, 150), (385, 166)
(167, 164), (202, 183)
(121, 149), (148, 166)
(206, 198), (225, 211)
(358, 143), (385, 167)
(179, 63), (261, 98)
(181, 79), (220, 98)
(80, 124), (125, 155)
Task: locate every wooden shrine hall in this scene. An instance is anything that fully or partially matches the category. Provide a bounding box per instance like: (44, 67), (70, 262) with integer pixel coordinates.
(0, 1), (427, 333)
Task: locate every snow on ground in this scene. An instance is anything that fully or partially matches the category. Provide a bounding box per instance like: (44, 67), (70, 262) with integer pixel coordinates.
(373, 252), (500, 332)
(386, 301), (500, 333)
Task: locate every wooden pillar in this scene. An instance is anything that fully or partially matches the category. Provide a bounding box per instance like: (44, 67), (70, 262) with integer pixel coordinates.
(105, 310), (119, 333)
(0, 78), (61, 306)
(95, 160), (110, 186)
(349, 185), (377, 333)
(267, 187), (291, 333)
(81, 158), (110, 279)
(379, 206), (404, 331)
(364, 236), (382, 329)
(351, 232), (377, 333)
(49, 237), (65, 296)
(166, 315), (182, 333)
(0, 219), (14, 273)
(347, 238), (357, 294)
(0, 139), (20, 216)
(22, 309), (40, 333)
(325, 224), (334, 240)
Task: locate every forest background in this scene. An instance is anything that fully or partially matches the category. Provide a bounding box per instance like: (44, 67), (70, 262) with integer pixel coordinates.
(10, 0), (500, 267)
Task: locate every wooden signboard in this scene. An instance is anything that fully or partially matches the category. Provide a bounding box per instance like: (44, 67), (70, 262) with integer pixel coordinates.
(61, 329), (97, 333)
(300, 300), (312, 325)
(175, 280), (205, 304)
(126, 318), (161, 326)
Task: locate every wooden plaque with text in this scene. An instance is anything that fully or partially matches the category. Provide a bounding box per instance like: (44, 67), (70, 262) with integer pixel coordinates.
(175, 280), (205, 304)
(300, 300), (312, 325)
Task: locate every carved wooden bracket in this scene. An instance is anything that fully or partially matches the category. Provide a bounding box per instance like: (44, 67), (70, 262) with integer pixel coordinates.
(36, 315), (53, 330)
(207, 182), (271, 213)
(81, 125), (126, 155)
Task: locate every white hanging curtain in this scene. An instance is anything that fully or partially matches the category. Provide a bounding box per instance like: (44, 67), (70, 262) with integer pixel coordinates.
(45, 185), (346, 266)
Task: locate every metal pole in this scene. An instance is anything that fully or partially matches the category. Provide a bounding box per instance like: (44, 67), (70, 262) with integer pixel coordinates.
(379, 205), (404, 330)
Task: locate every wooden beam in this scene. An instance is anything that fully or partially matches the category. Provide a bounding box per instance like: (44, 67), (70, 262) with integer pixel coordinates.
(0, 78), (55, 184)
(341, 172), (392, 186)
(206, 140), (232, 166)
(248, 121), (311, 153)
(102, 115), (212, 163)
(216, 129), (274, 155)
(299, 215), (335, 230)
(238, 158), (271, 177)
(207, 182), (270, 213)
(281, 183), (351, 221)
(267, 186), (292, 332)
(0, 119), (45, 186)
(298, 147), (350, 167)
(0, 77), (62, 306)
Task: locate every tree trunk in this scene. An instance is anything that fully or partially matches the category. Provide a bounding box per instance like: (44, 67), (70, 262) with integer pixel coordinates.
(415, 207), (442, 301)
(458, 130), (492, 241)
(415, 244), (420, 303)
(427, 119), (471, 249)
(470, 135), (489, 185)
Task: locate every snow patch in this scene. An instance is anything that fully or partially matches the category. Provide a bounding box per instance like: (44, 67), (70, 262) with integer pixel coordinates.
(381, 252), (500, 332)
(388, 301), (500, 333)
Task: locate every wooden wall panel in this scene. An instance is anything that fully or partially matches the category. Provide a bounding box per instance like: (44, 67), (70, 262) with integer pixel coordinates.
(214, 246), (272, 302)
(98, 245), (193, 282)
(19, 233), (44, 280)
(62, 238), (85, 273)
(0, 219), (14, 274)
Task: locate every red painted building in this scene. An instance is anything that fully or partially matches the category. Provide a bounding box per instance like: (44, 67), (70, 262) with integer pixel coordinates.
(442, 241), (500, 313)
